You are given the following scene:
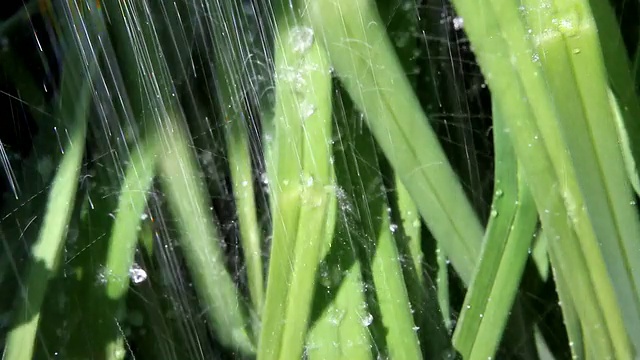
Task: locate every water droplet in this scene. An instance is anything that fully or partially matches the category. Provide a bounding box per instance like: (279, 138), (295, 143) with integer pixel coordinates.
(290, 26), (314, 53)
(299, 100), (316, 119)
(140, 213), (149, 221)
(129, 263), (147, 284)
(453, 16), (464, 30)
(412, 219), (420, 228)
(328, 308), (346, 325)
(389, 224), (398, 233)
(361, 313), (373, 327)
(531, 52), (540, 63)
(441, 347), (459, 359)
(572, 48), (581, 54)
(242, 180), (249, 187)
(556, 11), (581, 37)
(494, 189), (503, 198)
(490, 209), (499, 218)
(306, 176), (314, 187)
(113, 347), (126, 359)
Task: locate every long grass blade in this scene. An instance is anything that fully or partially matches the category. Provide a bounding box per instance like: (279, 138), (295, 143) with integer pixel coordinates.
(308, 0), (483, 283)
(522, 0), (640, 352)
(447, 0), (635, 355)
(257, 1), (335, 357)
(3, 83), (90, 360)
(159, 118), (255, 354)
(203, 0), (266, 317)
(101, 134), (160, 358)
(452, 100), (538, 359)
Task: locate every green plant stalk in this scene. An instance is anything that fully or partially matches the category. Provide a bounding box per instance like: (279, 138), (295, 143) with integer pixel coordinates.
(524, 0), (640, 350)
(102, 134), (160, 358)
(308, 0), (483, 284)
(452, 103), (538, 359)
(277, 28), (334, 360)
(447, 0), (634, 355)
(159, 118), (255, 354)
(371, 209), (424, 359)
(258, 5), (323, 359)
(3, 91), (89, 360)
(279, 191), (333, 359)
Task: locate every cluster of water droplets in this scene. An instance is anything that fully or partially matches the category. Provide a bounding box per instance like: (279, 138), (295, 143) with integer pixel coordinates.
(96, 262), (147, 285)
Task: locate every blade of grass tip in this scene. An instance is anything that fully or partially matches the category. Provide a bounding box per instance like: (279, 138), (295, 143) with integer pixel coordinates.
(452, 100), (538, 359)
(102, 134), (160, 359)
(332, 94), (423, 359)
(158, 118), (255, 355)
(534, 326), (558, 360)
(531, 230), (550, 282)
(547, 235), (585, 360)
(522, 0), (640, 351)
(3, 79), (90, 360)
(447, 0), (633, 355)
(203, 0), (265, 318)
(308, 0), (483, 284)
(99, 0), (255, 352)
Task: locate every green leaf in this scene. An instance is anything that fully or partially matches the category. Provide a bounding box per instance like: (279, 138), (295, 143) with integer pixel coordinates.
(453, 100), (538, 359)
(309, 0), (483, 285)
(159, 118), (255, 354)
